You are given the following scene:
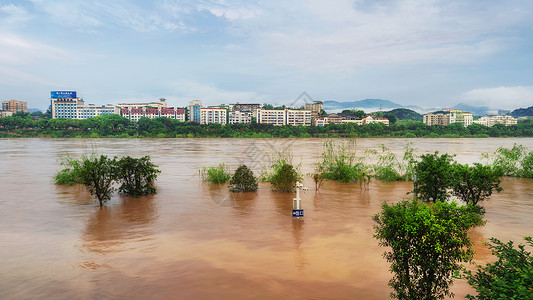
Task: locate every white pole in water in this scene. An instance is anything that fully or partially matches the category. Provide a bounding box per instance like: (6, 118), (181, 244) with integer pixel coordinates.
(293, 182), (308, 217)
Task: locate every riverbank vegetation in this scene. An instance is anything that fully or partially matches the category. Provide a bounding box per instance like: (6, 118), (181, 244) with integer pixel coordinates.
(54, 154), (160, 206)
(2, 115), (533, 138)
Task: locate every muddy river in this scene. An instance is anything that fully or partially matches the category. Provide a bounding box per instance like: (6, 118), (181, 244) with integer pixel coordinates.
(0, 138), (532, 299)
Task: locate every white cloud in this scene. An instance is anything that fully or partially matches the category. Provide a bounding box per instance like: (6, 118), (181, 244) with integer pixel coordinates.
(0, 32), (66, 65)
(0, 4), (31, 26)
(165, 79), (267, 106)
(461, 86), (533, 109)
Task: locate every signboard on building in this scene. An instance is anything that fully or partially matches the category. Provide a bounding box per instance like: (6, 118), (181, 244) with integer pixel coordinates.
(51, 91), (77, 99)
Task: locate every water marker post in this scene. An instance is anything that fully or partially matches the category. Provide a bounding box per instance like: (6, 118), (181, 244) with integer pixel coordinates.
(292, 182), (308, 218)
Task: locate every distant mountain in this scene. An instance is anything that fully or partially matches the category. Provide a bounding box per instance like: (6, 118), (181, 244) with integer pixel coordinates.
(451, 103), (493, 116)
(511, 106), (533, 117)
(28, 108), (42, 112)
(323, 99), (503, 116)
(324, 99), (426, 113)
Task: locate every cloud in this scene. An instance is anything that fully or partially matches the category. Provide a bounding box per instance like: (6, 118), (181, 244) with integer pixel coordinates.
(0, 4), (31, 26)
(0, 32), (66, 65)
(164, 79), (267, 106)
(461, 86), (533, 109)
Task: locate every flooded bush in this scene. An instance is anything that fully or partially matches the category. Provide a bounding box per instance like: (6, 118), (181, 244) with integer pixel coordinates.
(484, 144), (533, 178)
(413, 151), (455, 202)
(260, 151), (302, 192)
(201, 163), (231, 184)
(229, 165), (258, 192)
(318, 140), (369, 183)
(450, 163), (503, 206)
(55, 154), (161, 206)
(116, 156), (161, 197)
(54, 155), (83, 185)
(367, 143), (417, 182)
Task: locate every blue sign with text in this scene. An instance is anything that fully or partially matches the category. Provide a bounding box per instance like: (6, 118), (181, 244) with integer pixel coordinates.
(292, 209), (304, 217)
(51, 91), (77, 99)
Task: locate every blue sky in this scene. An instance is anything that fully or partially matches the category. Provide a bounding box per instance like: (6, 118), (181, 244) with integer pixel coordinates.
(1, 0), (533, 110)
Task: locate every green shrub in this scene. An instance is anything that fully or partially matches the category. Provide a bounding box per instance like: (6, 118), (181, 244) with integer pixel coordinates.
(116, 156), (161, 197)
(318, 140), (369, 183)
(202, 163), (231, 184)
(54, 156), (83, 185)
(78, 155), (118, 207)
(229, 165), (258, 192)
(374, 199), (485, 300)
(260, 151), (302, 192)
(450, 163), (503, 206)
(413, 151), (455, 202)
(460, 237), (533, 300)
(518, 151), (533, 178)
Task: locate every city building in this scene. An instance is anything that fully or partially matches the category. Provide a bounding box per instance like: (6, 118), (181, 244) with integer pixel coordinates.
(423, 109), (473, 127)
(305, 101), (323, 118)
(2, 99), (28, 113)
(423, 113), (451, 126)
(449, 110), (473, 127)
(51, 91), (118, 119)
(116, 98), (167, 110)
(187, 100), (202, 123)
(120, 107), (186, 122)
(200, 107), (227, 125)
(0, 110), (14, 118)
(361, 115), (390, 126)
(473, 115), (518, 127)
(254, 109), (312, 126)
(118, 99), (185, 122)
(313, 116), (343, 126)
(229, 103), (261, 112)
(228, 111), (252, 124)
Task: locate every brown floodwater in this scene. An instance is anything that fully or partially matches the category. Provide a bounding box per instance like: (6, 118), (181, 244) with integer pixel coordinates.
(0, 138), (532, 299)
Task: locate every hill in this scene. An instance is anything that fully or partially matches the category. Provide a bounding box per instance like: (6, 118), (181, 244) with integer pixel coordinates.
(451, 103), (492, 116)
(511, 106), (533, 117)
(383, 108), (423, 122)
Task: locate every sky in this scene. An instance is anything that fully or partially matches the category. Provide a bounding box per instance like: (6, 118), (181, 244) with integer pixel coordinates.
(1, 0), (533, 110)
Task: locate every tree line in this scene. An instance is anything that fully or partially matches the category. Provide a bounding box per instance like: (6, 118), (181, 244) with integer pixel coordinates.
(1, 114), (533, 138)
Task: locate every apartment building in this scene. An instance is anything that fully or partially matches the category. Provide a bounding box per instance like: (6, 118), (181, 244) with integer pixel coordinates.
(254, 109), (312, 126)
(188, 100), (202, 123)
(228, 110), (252, 124)
(200, 107), (227, 125)
(313, 116), (343, 126)
(229, 103), (261, 112)
(120, 107), (186, 122)
(423, 113), (451, 126)
(2, 100), (27, 113)
(473, 115), (518, 127)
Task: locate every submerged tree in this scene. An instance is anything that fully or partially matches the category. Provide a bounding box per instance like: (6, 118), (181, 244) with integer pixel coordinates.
(373, 199), (485, 300)
(229, 165), (258, 192)
(116, 156), (161, 197)
(78, 155), (118, 207)
(413, 152), (455, 202)
(451, 163), (503, 206)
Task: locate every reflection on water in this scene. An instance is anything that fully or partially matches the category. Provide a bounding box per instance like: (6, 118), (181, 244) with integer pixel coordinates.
(0, 138), (532, 299)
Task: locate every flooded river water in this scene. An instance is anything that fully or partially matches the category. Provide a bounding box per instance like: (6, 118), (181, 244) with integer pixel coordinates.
(0, 138), (532, 299)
